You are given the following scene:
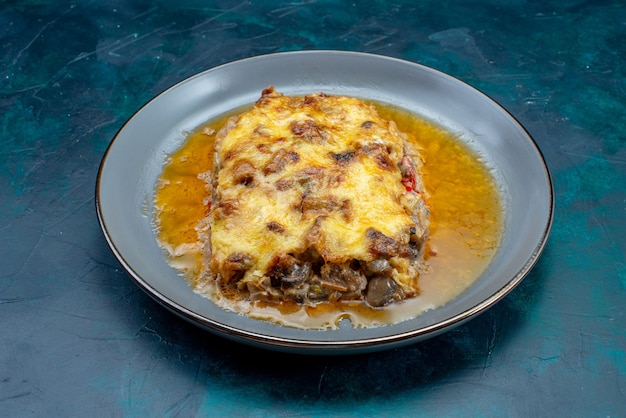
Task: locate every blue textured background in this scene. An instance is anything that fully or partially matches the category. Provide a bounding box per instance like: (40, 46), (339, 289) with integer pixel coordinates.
(1, 1), (624, 416)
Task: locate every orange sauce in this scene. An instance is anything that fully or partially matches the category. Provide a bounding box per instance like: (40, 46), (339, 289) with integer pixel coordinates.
(376, 105), (502, 309)
(154, 103), (503, 329)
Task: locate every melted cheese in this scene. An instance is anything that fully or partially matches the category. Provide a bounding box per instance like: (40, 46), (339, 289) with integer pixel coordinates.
(208, 88), (428, 301)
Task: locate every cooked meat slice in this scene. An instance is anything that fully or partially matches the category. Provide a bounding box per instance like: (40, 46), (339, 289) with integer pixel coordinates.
(231, 160), (256, 186)
(331, 151), (356, 164)
(266, 221), (286, 233)
(300, 196), (351, 221)
(290, 120), (328, 143)
(360, 143), (393, 170)
(212, 199), (239, 219)
(222, 253), (253, 282)
(263, 149), (300, 175)
(367, 228), (406, 258)
(301, 195), (335, 213)
(320, 263), (367, 299)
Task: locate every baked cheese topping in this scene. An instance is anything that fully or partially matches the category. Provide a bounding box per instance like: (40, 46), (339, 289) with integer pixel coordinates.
(206, 87), (429, 307)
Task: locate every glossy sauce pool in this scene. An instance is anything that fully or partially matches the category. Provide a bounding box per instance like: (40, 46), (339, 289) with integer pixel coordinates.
(154, 103), (504, 329)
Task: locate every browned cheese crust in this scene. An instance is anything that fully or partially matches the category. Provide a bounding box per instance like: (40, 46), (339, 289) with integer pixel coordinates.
(205, 87), (430, 307)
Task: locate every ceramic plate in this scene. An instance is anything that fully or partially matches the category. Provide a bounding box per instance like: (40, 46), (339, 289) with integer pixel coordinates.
(96, 51), (553, 354)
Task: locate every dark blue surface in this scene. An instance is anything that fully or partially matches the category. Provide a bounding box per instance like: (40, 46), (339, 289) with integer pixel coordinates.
(1, 1), (625, 416)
